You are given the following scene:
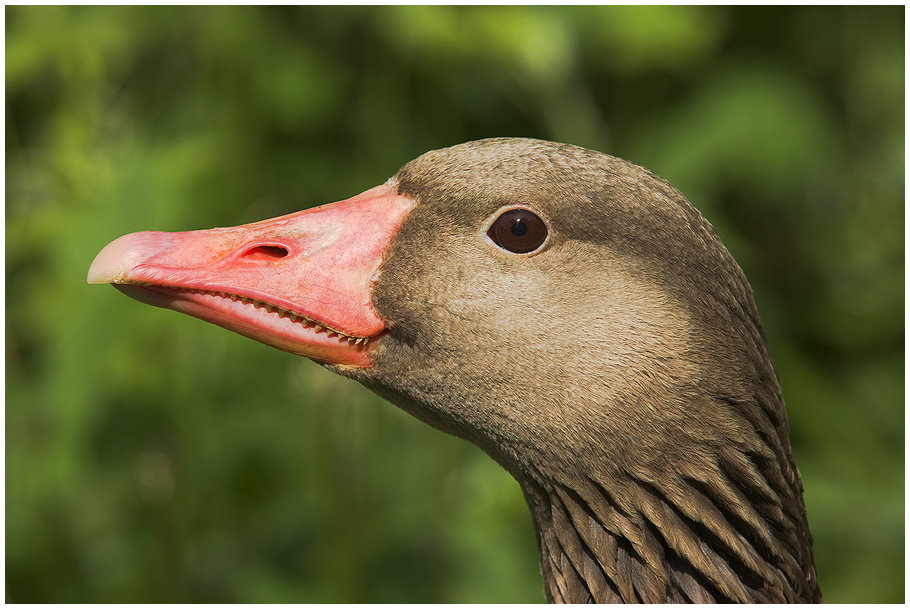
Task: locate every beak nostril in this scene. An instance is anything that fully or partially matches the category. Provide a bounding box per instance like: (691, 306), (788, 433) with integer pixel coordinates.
(243, 245), (290, 261)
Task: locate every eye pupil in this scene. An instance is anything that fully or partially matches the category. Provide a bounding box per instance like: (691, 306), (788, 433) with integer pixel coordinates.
(487, 208), (548, 254)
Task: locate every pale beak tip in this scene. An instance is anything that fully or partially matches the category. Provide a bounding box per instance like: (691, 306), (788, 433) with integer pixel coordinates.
(87, 231), (163, 285)
(87, 250), (126, 284)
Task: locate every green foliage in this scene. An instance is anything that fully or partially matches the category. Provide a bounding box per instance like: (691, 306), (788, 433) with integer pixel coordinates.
(6, 6), (903, 602)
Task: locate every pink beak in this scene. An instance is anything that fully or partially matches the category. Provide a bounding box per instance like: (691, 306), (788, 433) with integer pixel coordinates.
(87, 183), (415, 367)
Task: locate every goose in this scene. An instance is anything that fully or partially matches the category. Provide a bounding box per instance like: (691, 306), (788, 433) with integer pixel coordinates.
(88, 138), (820, 603)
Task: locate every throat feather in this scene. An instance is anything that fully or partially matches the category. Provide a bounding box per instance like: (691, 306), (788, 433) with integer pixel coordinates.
(527, 458), (818, 603)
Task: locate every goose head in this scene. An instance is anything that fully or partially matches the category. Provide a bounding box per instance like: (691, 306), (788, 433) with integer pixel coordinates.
(88, 138), (819, 603)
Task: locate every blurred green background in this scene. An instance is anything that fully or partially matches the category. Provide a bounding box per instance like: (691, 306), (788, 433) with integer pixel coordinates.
(6, 5), (903, 603)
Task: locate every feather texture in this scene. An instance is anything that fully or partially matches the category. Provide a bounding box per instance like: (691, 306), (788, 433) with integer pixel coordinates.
(357, 139), (820, 602)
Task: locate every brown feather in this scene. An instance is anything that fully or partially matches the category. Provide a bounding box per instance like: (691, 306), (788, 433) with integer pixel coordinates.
(338, 138), (820, 602)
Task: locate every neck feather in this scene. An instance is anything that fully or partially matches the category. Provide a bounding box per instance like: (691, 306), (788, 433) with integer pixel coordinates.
(522, 396), (820, 603)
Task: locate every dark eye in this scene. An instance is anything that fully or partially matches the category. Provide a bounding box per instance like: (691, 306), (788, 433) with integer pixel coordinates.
(487, 208), (548, 254)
